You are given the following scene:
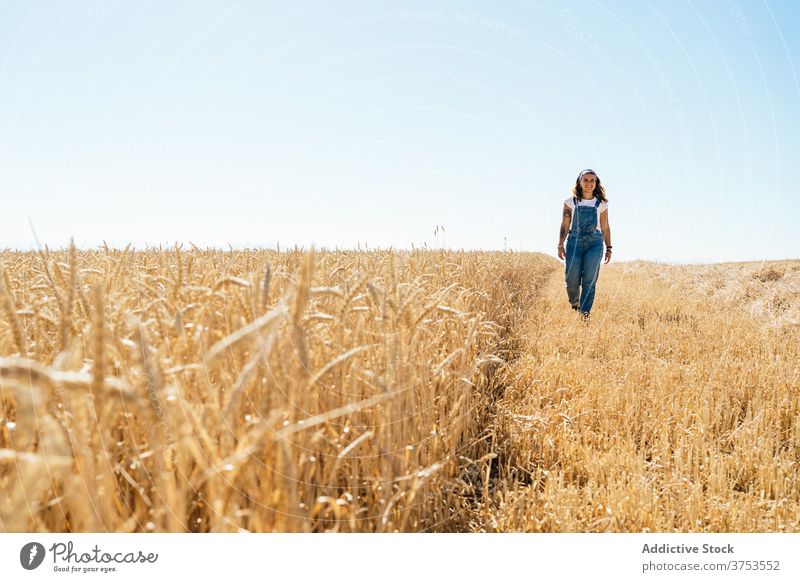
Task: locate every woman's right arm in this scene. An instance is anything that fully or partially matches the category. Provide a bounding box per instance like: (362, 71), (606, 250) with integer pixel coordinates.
(558, 204), (571, 259)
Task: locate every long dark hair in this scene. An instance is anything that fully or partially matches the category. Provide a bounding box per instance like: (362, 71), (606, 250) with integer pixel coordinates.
(572, 171), (608, 203)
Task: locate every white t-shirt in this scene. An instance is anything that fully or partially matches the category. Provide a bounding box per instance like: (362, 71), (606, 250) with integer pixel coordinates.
(564, 196), (608, 232)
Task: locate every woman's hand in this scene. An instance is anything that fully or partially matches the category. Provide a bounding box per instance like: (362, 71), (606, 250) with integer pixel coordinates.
(558, 245), (566, 260)
(604, 248), (612, 264)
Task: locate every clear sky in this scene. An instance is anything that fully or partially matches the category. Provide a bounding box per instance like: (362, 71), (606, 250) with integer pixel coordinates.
(1, 1), (798, 264)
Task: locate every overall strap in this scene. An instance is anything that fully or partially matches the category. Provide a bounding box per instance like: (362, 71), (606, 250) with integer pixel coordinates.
(594, 198), (601, 207)
(572, 197), (579, 228)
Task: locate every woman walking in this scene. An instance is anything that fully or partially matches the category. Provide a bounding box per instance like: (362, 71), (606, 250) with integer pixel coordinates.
(557, 169), (612, 320)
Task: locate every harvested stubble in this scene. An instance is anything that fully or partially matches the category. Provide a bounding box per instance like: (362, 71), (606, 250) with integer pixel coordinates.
(0, 245), (553, 532)
(475, 259), (800, 532)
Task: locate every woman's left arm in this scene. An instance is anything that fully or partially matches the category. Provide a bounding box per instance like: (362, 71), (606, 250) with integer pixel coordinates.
(600, 210), (612, 263)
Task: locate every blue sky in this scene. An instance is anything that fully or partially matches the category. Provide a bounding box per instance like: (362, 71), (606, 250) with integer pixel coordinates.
(1, 0), (798, 264)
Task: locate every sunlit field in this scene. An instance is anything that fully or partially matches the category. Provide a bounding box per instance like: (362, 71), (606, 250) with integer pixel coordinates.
(482, 258), (800, 532)
(1, 247), (798, 532)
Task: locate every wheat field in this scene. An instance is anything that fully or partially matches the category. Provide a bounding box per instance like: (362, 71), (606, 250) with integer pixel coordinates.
(1, 245), (798, 532)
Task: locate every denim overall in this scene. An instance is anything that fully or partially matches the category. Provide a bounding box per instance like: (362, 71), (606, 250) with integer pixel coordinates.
(565, 197), (604, 314)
